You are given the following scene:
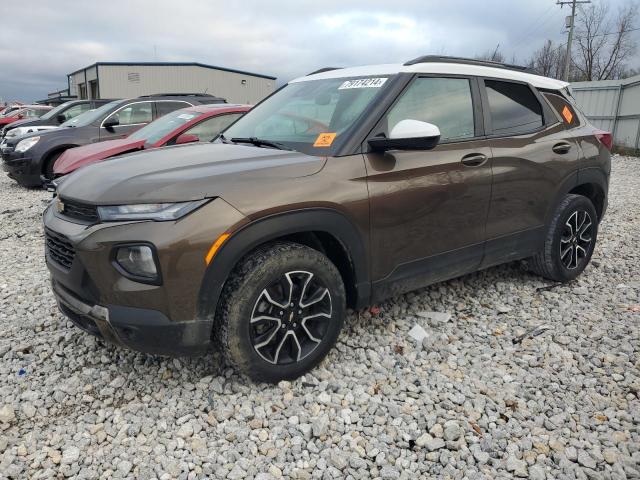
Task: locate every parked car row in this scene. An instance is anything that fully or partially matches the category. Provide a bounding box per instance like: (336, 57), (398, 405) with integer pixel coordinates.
(1, 99), (113, 141)
(37, 56), (612, 382)
(0, 104), (53, 129)
(1, 93), (230, 187)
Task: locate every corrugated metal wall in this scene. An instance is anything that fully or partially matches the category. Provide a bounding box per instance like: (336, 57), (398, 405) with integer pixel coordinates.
(97, 65), (275, 104)
(572, 76), (640, 149)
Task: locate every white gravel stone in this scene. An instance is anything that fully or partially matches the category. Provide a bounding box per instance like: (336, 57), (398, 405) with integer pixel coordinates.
(0, 157), (639, 478)
(0, 404), (15, 424)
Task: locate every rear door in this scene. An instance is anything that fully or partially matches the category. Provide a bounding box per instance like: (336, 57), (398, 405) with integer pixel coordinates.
(364, 75), (493, 299)
(479, 78), (581, 268)
(99, 101), (154, 140)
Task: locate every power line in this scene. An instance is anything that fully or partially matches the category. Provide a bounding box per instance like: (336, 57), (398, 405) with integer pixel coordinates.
(558, 0), (592, 81)
(511, 4), (559, 50)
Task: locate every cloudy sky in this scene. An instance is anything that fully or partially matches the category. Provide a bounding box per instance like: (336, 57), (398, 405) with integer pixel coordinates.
(0, 0), (637, 102)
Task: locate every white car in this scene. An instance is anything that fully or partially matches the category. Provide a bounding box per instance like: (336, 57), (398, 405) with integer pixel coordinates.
(2, 124), (60, 141)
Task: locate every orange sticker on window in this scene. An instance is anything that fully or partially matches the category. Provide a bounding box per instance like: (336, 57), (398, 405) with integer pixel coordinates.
(562, 105), (574, 124)
(313, 132), (337, 147)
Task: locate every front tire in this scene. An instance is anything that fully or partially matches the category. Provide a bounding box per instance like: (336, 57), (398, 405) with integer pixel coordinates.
(530, 194), (598, 282)
(42, 150), (64, 182)
(215, 242), (346, 382)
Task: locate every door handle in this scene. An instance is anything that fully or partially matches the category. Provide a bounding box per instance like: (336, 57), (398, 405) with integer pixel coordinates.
(461, 153), (488, 167)
(552, 142), (572, 154)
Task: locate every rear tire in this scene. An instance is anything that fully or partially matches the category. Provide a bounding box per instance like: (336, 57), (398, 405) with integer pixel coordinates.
(215, 242), (346, 382)
(530, 194), (598, 282)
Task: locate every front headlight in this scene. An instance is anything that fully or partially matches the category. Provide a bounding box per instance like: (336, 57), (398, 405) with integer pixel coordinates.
(97, 199), (209, 221)
(15, 136), (40, 153)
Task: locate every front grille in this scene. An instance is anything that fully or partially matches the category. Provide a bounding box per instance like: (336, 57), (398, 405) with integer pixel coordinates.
(45, 229), (75, 269)
(61, 199), (99, 223)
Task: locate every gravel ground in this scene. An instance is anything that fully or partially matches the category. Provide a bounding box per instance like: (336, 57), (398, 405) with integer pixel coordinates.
(0, 156), (639, 480)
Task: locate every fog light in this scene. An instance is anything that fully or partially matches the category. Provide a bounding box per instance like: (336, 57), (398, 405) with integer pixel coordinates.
(115, 245), (158, 280)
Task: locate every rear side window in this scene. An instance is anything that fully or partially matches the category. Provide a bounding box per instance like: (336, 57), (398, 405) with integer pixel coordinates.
(485, 80), (543, 135)
(542, 92), (580, 128)
(385, 77), (475, 142)
(156, 101), (192, 117)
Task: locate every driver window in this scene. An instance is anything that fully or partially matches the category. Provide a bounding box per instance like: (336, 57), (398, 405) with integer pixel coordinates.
(183, 113), (243, 142)
(62, 103), (90, 121)
(106, 102), (153, 126)
(385, 77), (475, 142)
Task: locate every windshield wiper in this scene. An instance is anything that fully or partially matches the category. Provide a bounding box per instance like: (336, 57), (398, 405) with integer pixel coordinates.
(217, 133), (233, 144)
(230, 137), (293, 151)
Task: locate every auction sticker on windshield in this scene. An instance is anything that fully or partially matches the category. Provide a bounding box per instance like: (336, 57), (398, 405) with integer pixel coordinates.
(338, 78), (388, 89)
(313, 132), (337, 147)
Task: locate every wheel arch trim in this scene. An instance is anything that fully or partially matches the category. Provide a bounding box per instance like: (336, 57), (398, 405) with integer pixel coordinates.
(197, 208), (371, 320)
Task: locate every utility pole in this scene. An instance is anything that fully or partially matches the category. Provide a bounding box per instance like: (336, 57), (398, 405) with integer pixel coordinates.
(557, 0), (591, 82)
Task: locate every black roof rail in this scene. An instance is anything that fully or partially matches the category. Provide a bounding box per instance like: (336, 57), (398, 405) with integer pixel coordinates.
(306, 67), (342, 76)
(137, 93), (220, 98)
(403, 55), (533, 73)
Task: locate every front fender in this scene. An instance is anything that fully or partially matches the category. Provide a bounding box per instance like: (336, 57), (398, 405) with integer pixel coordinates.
(197, 208), (371, 320)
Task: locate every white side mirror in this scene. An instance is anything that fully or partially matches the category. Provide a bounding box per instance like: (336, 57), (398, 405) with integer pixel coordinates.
(389, 119), (441, 140)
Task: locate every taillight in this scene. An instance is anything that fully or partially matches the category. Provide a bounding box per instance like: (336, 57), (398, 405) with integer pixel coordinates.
(595, 131), (613, 151)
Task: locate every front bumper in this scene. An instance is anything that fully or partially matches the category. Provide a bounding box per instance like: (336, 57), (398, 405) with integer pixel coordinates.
(52, 280), (212, 356)
(43, 198), (246, 356)
(1, 148), (40, 186)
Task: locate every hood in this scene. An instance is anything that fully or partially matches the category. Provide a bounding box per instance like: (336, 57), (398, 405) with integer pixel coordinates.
(5, 125), (88, 146)
(57, 143), (326, 204)
(2, 118), (42, 131)
(0, 117), (18, 125)
(6, 125), (59, 140)
(54, 138), (146, 175)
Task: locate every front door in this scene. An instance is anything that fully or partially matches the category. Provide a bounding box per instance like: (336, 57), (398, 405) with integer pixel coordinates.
(364, 76), (493, 300)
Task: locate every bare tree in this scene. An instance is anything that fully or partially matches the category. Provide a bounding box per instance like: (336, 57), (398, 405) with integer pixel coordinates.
(572, 1), (638, 80)
(476, 44), (505, 63)
(529, 40), (566, 79)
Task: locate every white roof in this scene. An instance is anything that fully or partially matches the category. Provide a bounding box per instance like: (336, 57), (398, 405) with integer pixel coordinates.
(292, 62), (569, 90)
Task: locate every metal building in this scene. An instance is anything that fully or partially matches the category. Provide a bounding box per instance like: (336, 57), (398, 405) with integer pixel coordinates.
(67, 62), (276, 104)
(571, 75), (640, 150)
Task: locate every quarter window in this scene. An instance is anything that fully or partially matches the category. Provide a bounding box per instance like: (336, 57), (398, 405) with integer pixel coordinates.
(542, 92), (580, 128)
(384, 77), (475, 142)
(485, 80), (543, 135)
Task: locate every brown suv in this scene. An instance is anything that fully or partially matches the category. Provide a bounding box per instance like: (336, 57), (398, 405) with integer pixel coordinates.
(43, 56), (611, 382)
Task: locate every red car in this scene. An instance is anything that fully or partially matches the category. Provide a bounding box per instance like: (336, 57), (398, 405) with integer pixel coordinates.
(0, 105), (53, 127)
(53, 104), (250, 177)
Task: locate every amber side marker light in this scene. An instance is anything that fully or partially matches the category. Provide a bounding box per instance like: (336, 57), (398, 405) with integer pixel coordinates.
(205, 233), (230, 265)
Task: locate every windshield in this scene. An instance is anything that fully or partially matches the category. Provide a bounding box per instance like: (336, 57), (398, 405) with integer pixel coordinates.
(128, 109), (201, 144)
(39, 103), (70, 120)
(61, 100), (121, 127)
(223, 76), (391, 155)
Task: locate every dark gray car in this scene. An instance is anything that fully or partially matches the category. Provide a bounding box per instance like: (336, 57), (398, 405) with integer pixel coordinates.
(0, 99), (114, 141)
(1, 94), (226, 187)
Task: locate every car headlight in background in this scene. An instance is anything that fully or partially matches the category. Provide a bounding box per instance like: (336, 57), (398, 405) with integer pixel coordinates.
(97, 199), (209, 221)
(115, 245), (159, 281)
(15, 136), (40, 153)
